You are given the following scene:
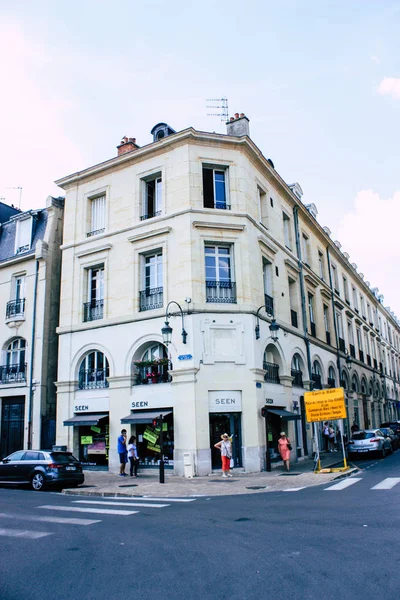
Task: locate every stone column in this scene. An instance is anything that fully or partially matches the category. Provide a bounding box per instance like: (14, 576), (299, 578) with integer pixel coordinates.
(55, 380), (79, 456)
(248, 368), (268, 472)
(107, 375), (131, 473)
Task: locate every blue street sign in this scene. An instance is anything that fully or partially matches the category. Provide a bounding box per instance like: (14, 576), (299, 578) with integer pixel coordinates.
(178, 354), (193, 360)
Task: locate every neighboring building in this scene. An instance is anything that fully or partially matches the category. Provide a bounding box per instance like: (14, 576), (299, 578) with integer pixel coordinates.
(0, 197), (64, 457)
(54, 115), (400, 475)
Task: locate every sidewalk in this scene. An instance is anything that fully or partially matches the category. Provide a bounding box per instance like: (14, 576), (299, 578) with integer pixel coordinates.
(63, 453), (358, 498)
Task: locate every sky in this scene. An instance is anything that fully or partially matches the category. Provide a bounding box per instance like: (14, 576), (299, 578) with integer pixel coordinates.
(0, 0), (399, 314)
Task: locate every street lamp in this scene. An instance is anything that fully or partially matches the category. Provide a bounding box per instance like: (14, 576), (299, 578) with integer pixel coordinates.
(345, 354), (352, 370)
(161, 301), (187, 346)
(255, 304), (280, 341)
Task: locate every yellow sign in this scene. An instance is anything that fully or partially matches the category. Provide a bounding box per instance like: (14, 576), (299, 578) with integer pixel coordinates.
(304, 388), (347, 422)
(143, 429), (158, 444)
(81, 436), (93, 445)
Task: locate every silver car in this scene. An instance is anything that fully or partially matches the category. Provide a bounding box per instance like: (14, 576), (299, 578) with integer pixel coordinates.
(347, 429), (392, 459)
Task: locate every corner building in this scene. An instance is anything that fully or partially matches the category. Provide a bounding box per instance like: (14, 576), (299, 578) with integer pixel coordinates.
(55, 117), (400, 475)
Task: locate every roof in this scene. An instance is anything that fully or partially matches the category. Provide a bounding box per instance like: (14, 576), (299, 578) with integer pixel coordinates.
(0, 201), (21, 224)
(0, 209), (48, 263)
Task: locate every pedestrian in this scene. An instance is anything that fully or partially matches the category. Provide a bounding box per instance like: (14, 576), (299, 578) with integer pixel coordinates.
(351, 421), (359, 434)
(328, 423), (337, 452)
(214, 433), (233, 478)
(322, 421), (330, 451)
(117, 428), (128, 477)
(127, 435), (139, 477)
(278, 431), (292, 472)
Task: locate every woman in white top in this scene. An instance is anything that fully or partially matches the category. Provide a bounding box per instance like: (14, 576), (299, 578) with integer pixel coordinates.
(127, 435), (139, 477)
(214, 433), (233, 478)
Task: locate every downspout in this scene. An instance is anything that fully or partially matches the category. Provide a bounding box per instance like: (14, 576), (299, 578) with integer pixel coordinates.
(27, 259), (39, 449)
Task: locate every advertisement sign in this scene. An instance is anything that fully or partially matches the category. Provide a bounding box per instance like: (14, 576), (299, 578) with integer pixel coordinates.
(304, 388), (347, 422)
(208, 391), (242, 413)
(80, 436), (93, 445)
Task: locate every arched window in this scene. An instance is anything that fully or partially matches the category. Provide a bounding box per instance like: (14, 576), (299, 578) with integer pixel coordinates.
(361, 378), (367, 395)
(79, 351), (109, 389)
(312, 360), (322, 389)
(352, 374), (359, 393)
(133, 343), (171, 386)
(341, 370), (349, 390)
(263, 345), (280, 384)
(369, 381), (373, 396)
(291, 354), (303, 387)
(328, 366), (336, 388)
(3, 338), (26, 383)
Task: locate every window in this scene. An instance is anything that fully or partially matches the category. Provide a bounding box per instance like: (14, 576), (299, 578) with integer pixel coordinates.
(288, 278), (298, 328)
(347, 321), (355, 357)
(259, 187), (268, 227)
(205, 245), (236, 303)
(283, 213), (292, 249)
(331, 263), (339, 293)
(263, 259), (274, 315)
(6, 275), (26, 318)
(140, 251), (163, 311)
(88, 195), (106, 237)
(133, 344), (170, 385)
(79, 351), (109, 389)
(308, 293), (316, 336)
(312, 361), (322, 389)
(1, 338), (27, 383)
(367, 303), (372, 324)
(318, 251), (325, 280)
(141, 174), (162, 220)
(336, 312), (345, 351)
(352, 287), (358, 311)
(291, 354), (303, 387)
(328, 366), (336, 387)
(324, 304), (331, 344)
(84, 266), (104, 322)
(263, 349), (280, 384)
(203, 166), (229, 209)
(302, 234), (310, 266)
(360, 295), (366, 318)
(343, 277), (350, 303)
(15, 217), (32, 254)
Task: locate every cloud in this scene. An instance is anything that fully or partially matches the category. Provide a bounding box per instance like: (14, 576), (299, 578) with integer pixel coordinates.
(370, 56), (380, 65)
(337, 190), (400, 315)
(377, 77), (400, 99)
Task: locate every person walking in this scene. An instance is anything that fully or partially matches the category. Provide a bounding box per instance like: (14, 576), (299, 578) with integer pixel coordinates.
(278, 431), (292, 472)
(127, 435), (139, 477)
(328, 423), (337, 452)
(214, 433), (233, 478)
(117, 429), (128, 477)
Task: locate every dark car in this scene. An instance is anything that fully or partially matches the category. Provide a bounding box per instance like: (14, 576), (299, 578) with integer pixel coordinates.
(0, 450), (84, 491)
(380, 422), (400, 438)
(379, 427), (400, 451)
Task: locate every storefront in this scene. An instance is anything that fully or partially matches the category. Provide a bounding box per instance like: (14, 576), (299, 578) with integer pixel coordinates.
(63, 397), (110, 467)
(262, 407), (301, 463)
(121, 408), (174, 469)
(208, 390), (242, 469)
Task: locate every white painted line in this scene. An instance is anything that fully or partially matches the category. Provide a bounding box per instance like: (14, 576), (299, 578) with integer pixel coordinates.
(371, 477), (400, 490)
(0, 512), (101, 526)
(73, 500), (169, 509)
(324, 478), (362, 491)
(38, 505), (138, 516)
(0, 528), (52, 539)
(102, 496), (195, 503)
(282, 488), (304, 492)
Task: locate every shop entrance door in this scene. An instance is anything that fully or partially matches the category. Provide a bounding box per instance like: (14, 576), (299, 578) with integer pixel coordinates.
(78, 416), (109, 467)
(210, 413), (242, 469)
(1, 397), (25, 458)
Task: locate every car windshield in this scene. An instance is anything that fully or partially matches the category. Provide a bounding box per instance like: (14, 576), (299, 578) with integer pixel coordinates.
(352, 432), (375, 440)
(50, 453), (79, 463)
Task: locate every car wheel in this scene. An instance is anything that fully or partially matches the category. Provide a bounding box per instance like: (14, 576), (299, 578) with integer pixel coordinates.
(31, 472), (46, 491)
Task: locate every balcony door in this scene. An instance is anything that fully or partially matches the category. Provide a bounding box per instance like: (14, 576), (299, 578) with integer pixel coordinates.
(0, 397), (25, 458)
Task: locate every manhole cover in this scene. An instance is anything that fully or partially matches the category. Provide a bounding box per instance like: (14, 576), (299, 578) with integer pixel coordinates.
(246, 486), (267, 490)
(118, 484), (139, 488)
(279, 473), (301, 476)
(235, 517), (251, 522)
(208, 479), (236, 483)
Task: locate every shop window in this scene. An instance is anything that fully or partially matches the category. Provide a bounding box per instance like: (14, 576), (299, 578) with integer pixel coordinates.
(79, 351), (109, 389)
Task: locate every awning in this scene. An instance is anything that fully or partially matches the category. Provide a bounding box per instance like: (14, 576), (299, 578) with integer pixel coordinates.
(63, 414), (108, 427)
(121, 410), (172, 424)
(266, 408), (300, 421)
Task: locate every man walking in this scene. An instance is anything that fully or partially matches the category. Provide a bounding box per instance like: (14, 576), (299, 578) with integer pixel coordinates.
(118, 429), (128, 476)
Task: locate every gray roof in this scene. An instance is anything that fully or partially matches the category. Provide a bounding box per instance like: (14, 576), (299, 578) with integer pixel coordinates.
(0, 209), (48, 263)
(0, 201), (21, 224)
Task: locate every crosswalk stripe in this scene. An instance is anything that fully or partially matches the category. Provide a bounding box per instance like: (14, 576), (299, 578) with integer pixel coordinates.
(0, 527), (52, 539)
(73, 500), (169, 509)
(324, 478), (362, 491)
(0, 512), (101, 526)
(371, 478), (400, 490)
(38, 505), (138, 516)
(100, 496), (195, 503)
(283, 488), (304, 492)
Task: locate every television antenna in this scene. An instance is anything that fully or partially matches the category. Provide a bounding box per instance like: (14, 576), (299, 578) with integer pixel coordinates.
(5, 186), (22, 209)
(206, 97), (229, 122)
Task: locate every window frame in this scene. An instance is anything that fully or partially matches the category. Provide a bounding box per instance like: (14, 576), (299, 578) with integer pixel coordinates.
(141, 172), (163, 221)
(202, 165), (230, 210)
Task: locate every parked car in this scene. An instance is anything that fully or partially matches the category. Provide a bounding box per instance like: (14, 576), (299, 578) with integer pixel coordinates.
(380, 421), (400, 438)
(347, 429), (392, 459)
(379, 427), (400, 451)
(0, 450), (84, 491)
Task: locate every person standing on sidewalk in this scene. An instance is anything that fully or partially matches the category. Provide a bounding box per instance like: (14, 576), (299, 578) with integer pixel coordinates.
(127, 435), (139, 477)
(328, 423), (337, 452)
(117, 429), (128, 477)
(278, 431), (291, 472)
(214, 433), (233, 478)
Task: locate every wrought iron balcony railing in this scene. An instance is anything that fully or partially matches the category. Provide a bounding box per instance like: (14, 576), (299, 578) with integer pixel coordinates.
(139, 287), (163, 311)
(328, 377), (336, 388)
(79, 368), (109, 389)
(6, 298), (25, 319)
(87, 228), (105, 237)
(0, 363), (27, 384)
(83, 299), (104, 322)
(206, 281), (236, 303)
(263, 361), (280, 384)
(264, 294), (274, 316)
(291, 369), (303, 387)
(133, 361), (172, 386)
(140, 211), (162, 221)
(311, 373), (322, 389)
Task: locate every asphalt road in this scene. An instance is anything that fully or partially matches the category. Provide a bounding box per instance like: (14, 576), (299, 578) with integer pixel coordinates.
(1, 452), (400, 600)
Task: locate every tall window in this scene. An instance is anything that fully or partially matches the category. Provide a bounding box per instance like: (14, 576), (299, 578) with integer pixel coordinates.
(291, 354), (303, 386)
(360, 295), (366, 318)
(318, 251), (325, 280)
(15, 217), (32, 254)
(289, 278), (298, 328)
(308, 293), (316, 336)
(323, 304), (330, 344)
(343, 276), (349, 302)
(84, 266), (104, 321)
(263, 260), (273, 315)
(3, 338), (27, 382)
(7, 276), (26, 318)
(140, 251), (163, 311)
(352, 287), (358, 311)
(203, 166), (229, 209)
(302, 234), (310, 266)
(205, 245), (236, 303)
(259, 188), (268, 227)
(312, 361), (322, 389)
(336, 311), (344, 351)
(79, 351), (109, 389)
(141, 174), (162, 220)
(367, 303), (372, 324)
(331, 263), (339, 293)
(347, 320), (355, 349)
(328, 366), (336, 387)
(283, 213), (292, 249)
(88, 195), (106, 237)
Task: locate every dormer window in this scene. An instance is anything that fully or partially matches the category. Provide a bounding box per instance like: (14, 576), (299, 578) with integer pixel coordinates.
(15, 217), (32, 254)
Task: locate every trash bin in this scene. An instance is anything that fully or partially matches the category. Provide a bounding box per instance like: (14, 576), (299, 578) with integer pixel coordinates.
(183, 452), (194, 478)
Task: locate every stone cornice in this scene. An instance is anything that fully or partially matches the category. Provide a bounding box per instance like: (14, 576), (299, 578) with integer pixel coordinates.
(128, 226), (171, 243)
(192, 221), (245, 232)
(75, 243), (113, 258)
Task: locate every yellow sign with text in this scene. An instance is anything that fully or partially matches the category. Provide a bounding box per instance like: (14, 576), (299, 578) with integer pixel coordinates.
(304, 388), (347, 422)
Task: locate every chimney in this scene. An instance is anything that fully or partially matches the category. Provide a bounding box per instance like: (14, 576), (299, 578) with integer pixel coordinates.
(226, 112), (250, 137)
(117, 136), (140, 156)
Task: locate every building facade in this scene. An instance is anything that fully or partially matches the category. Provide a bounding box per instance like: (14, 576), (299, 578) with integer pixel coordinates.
(0, 197), (64, 457)
(54, 116), (400, 475)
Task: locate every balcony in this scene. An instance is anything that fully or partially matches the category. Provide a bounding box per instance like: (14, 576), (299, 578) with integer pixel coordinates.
(339, 337), (346, 353)
(291, 369), (303, 387)
(350, 344), (356, 358)
(139, 287), (163, 312)
(359, 350), (364, 363)
(328, 377), (336, 388)
(311, 373), (322, 389)
(87, 228), (105, 238)
(310, 322), (316, 337)
(263, 361), (280, 384)
(326, 331), (331, 345)
(367, 354), (372, 367)
(133, 360), (172, 386)
(264, 294), (274, 316)
(6, 298), (25, 320)
(291, 310), (298, 328)
(83, 299), (104, 322)
(140, 211), (162, 221)
(0, 363), (27, 384)
(206, 281), (236, 304)
(79, 368), (109, 390)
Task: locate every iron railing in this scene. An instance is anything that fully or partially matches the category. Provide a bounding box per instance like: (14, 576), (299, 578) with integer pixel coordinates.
(263, 361), (280, 384)
(87, 228), (105, 237)
(6, 298), (25, 319)
(264, 294), (274, 316)
(140, 211), (162, 221)
(139, 287), (163, 311)
(311, 373), (322, 389)
(133, 362), (172, 386)
(83, 299), (104, 322)
(79, 368), (109, 389)
(0, 363), (27, 384)
(291, 310), (298, 328)
(206, 281), (236, 303)
(291, 369), (303, 387)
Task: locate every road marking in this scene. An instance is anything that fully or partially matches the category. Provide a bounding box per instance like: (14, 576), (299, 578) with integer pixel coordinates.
(101, 496), (195, 503)
(73, 500), (170, 508)
(282, 488), (304, 492)
(38, 505), (138, 516)
(371, 478), (400, 490)
(0, 513), (101, 526)
(324, 478), (362, 491)
(0, 527), (52, 539)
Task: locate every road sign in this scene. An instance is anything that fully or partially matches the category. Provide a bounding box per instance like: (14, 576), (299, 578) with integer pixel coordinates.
(304, 387), (347, 422)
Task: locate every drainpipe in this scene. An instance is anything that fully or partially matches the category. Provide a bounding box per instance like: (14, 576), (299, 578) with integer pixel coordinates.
(27, 259), (39, 449)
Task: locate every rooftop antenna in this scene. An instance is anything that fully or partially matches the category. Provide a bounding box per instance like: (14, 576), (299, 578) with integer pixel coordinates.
(206, 97), (229, 124)
(5, 186), (22, 209)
